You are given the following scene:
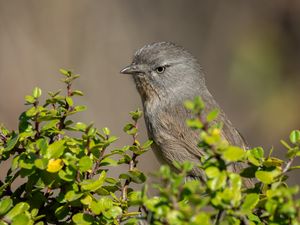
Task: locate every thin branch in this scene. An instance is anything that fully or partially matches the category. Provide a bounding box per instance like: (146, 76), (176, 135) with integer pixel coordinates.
(214, 210), (224, 225)
(0, 131), (7, 143)
(282, 157), (295, 174)
(121, 120), (139, 202)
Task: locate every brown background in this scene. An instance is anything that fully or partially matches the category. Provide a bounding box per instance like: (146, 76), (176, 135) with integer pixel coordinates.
(0, 0), (300, 184)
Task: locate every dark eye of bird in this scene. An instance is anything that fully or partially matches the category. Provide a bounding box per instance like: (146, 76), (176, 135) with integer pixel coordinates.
(155, 66), (165, 74)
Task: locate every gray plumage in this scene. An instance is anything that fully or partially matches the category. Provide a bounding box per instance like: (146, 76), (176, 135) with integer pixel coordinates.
(121, 42), (248, 179)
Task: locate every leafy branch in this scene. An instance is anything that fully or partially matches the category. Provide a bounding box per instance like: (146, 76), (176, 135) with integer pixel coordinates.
(0, 70), (299, 225)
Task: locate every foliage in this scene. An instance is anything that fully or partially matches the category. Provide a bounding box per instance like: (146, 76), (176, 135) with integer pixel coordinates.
(0, 70), (299, 225)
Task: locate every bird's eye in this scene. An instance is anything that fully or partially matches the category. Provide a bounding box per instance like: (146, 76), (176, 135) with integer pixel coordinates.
(155, 66), (165, 74)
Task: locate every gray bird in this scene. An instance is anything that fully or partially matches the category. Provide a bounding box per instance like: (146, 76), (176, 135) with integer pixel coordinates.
(121, 42), (248, 179)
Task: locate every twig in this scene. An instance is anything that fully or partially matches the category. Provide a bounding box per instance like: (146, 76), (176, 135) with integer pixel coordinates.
(121, 120), (139, 201)
(121, 153), (138, 201)
(90, 134), (109, 178)
(214, 210), (224, 225)
(33, 101), (40, 139)
(0, 130), (7, 143)
(282, 157), (295, 174)
(67, 83), (72, 97)
(240, 215), (250, 225)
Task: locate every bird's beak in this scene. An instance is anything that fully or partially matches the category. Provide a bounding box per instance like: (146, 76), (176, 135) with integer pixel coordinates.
(120, 64), (144, 75)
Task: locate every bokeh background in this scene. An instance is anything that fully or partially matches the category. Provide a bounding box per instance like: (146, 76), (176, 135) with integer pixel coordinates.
(0, 0), (299, 184)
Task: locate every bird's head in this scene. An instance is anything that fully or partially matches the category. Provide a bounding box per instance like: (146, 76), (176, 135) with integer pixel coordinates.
(121, 42), (205, 102)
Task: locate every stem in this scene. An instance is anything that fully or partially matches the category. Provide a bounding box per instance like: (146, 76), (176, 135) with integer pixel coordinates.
(57, 82), (73, 140)
(121, 153), (138, 201)
(0, 131), (7, 143)
(33, 100), (40, 138)
(34, 116), (40, 139)
(240, 215), (249, 225)
(214, 210), (224, 225)
(121, 121), (139, 201)
(67, 83), (72, 97)
(90, 135), (109, 178)
(283, 157), (295, 174)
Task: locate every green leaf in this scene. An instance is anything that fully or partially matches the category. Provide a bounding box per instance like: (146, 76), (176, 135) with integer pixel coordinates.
(31, 208), (38, 217)
(46, 140), (65, 159)
(65, 190), (83, 202)
(72, 213), (93, 225)
(222, 146), (245, 162)
(58, 166), (76, 182)
(25, 107), (38, 117)
(182, 161), (194, 172)
(250, 147), (264, 158)
(281, 140), (292, 150)
(55, 205), (69, 220)
(191, 212), (211, 225)
(87, 127), (96, 137)
(241, 193), (259, 213)
(128, 170), (146, 184)
(37, 138), (48, 155)
(255, 169), (281, 184)
(289, 165), (300, 171)
(6, 202), (30, 220)
(34, 222), (44, 225)
(128, 191), (142, 205)
(75, 122), (87, 131)
(104, 206), (122, 219)
(34, 158), (48, 170)
(90, 197), (113, 215)
(80, 171), (106, 192)
(74, 105), (87, 112)
(59, 68), (71, 76)
(248, 213), (262, 223)
(247, 147), (264, 166)
(290, 130), (300, 144)
(11, 213), (31, 225)
(129, 109), (143, 121)
(99, 157), (118, 167)
(142, 140), (153, 149)
(205, 167), (220, 179)
(80, 195), (93, 206)
(41, 119), (59, 131)
(4, 134), (19, 152)
(206, 109), (219, 122)
(78, 156), (93, 172)
(66, 97), (73, 107)
(207, 171), (227, 191)
(123, 123), (137, 135)
(32, 87), (42, 98)
(107, 136), (118, 143)
(24, 95), (35, 104)
(102, 127), (110, 136)
(263, 157), (283, 167)
(123, 123), (134, 132)
(0, 197), (13, 216)
(72, 90), (84, 96)
(193, 96), (205, 111)
(186, 118), (203, 129)
(184, 100), (194, 110)
(159, 165), (171, 178)
(229, 173), (242, 190)
(184, 97), (205, 113)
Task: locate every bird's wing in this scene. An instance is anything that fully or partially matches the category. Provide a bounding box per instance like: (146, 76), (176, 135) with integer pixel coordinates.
(147, 103), (205, 179)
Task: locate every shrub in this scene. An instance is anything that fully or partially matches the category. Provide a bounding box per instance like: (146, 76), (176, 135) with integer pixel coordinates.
(0, 70), (299, 225)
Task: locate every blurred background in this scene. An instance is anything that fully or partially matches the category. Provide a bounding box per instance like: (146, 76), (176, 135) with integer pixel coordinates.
(0, 0), (299, 184)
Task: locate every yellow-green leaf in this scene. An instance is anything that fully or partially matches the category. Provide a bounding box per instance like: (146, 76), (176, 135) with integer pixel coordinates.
(223, 146), (245, 162)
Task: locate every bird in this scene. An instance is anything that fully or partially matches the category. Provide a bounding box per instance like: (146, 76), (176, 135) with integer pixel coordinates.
(120, 42), (248, 180)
